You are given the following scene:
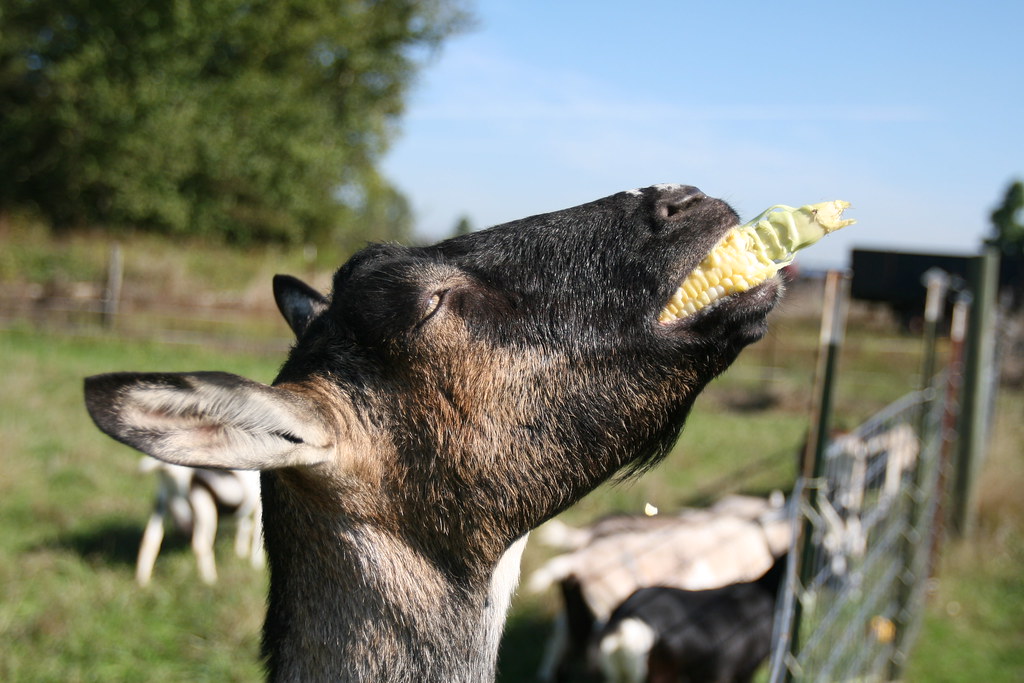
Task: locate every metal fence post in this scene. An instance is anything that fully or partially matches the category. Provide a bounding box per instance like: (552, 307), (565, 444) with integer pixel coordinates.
(918, 268), (950, 396)
(950, 248), (1000, 537)
(929, 294), (970, 574)
(888, 269), (951, 679)
(800, 271), (850, 479)
(785, 270), (850, 682)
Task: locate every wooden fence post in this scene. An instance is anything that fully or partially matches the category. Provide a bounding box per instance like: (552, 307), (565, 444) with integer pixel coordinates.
(102, 243), (123, 329)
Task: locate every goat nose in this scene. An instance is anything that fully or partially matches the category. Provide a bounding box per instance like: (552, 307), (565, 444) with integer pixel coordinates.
(656, 185), (706, 221)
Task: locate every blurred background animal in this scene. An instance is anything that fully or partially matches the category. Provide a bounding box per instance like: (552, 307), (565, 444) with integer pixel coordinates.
(135, 457), (264, 586)
(532, 494), (790, 681)
(596, 552), (789, 683)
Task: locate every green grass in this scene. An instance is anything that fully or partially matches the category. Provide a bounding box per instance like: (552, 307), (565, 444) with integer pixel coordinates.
(905, 539), (1024, 682)
(0, 306), (1020, 681)
(902, 391), (1024, 683)
(0, 330), (278, 682)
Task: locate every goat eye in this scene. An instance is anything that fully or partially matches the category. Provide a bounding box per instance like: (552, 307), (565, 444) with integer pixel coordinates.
(423, 292), (443, 319)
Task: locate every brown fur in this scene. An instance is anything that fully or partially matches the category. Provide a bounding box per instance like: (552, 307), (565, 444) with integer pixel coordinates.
(84, 184), (782, 681)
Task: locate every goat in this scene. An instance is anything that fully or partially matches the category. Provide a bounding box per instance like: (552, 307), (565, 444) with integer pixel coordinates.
(533, 496), (790, 681)
(83, 184), (785, 682)
(135, 456), (264, 586)
(597, 552), (789, 683)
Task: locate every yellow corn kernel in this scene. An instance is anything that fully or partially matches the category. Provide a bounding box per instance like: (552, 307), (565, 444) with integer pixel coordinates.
(657, 200), (853, 323)
(659, 232), (776, 321)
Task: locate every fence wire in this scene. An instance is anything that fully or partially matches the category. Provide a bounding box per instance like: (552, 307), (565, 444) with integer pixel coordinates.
(768, 381), (948, 683)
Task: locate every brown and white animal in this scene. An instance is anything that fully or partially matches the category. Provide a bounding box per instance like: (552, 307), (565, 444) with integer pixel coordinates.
(83, 184), (785, 682)
(135, 457), (264, 586)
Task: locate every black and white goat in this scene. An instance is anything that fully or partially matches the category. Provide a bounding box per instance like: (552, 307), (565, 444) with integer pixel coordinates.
(596, 552), (789, 683)
(135, 457), (264, 586)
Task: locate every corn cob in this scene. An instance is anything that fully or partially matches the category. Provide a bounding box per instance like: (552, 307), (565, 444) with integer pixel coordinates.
(659, 201), (854, 322)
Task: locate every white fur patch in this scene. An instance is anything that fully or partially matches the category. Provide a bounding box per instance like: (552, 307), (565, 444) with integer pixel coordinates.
(488, 535), (528, 614)
(599, 617), (656, 683)
(480, 534), (529, 663)
(625, 183), (686, 197)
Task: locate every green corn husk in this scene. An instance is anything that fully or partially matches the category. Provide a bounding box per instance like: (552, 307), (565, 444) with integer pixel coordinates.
(738, 200), (855, 267)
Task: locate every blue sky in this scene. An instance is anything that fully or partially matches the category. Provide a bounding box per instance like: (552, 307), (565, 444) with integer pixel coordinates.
(382, 0), (1023, 268)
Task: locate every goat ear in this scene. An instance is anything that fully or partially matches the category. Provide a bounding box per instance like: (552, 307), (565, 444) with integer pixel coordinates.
(273, 274), (328, 337)
(84, 372), (334, 470)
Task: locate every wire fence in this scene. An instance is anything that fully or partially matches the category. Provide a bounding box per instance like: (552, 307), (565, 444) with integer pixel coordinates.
(767, 258), (1003, 683)
(0, 285), (294, 355)
(767, 383), (947, 682)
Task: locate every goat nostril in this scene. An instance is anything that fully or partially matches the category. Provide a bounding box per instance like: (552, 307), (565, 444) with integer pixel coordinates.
(657, 188), (706, 221)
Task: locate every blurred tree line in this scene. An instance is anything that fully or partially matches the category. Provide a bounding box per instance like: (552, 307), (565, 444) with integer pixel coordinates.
(989, 180), (1024, 259)
(0, 0), (468, 249)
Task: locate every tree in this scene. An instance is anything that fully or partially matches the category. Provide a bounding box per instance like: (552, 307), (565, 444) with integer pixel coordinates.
(452, 214), (474, 237)
(0, 0), (468, 246)
(988, 180), (1024, 258)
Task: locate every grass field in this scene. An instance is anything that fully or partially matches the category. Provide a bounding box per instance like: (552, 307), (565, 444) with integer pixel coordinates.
(1, 278), (1021, 680)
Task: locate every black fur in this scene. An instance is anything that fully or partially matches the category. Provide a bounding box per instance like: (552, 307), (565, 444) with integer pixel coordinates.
(600, 553), (789, 683)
